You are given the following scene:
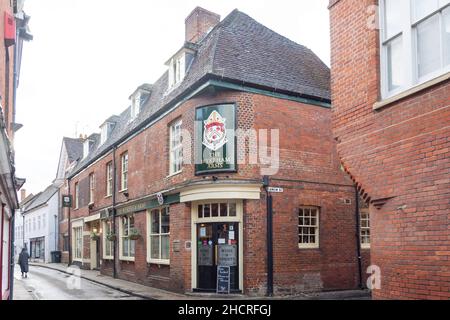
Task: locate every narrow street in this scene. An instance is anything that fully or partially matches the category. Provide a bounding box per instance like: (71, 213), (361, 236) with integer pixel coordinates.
(13, 265), (143, 300)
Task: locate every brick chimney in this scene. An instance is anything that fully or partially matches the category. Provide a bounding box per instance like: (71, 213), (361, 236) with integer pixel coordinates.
(20, 189), (26, 202)
(185, 7), (220, 43)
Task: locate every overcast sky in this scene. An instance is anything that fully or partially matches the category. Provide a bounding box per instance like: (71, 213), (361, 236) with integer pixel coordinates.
(15, 0), (331, 196)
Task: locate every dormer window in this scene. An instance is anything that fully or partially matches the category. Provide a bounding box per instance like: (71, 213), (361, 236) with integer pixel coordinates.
(129, 84), (152, 121)
(100, 122), (115, 145)
(83, 139), (92, 159)
(168, 54), (186, 89)
(166, 46), (196, 92)
(131, 92), (141, 120)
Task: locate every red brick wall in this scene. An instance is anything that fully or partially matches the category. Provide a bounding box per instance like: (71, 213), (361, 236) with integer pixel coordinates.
(330, 0), (450, 299)
(0, 0), (16, 140)
(68, 89), (359, 294)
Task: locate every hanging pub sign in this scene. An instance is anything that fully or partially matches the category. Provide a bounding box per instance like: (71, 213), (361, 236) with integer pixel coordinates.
(195, 104), (236, 175)
(62, 195), (72, 208)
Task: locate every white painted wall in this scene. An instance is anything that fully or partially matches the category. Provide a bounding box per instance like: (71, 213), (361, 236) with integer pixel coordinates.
(23, 191), (59, 263)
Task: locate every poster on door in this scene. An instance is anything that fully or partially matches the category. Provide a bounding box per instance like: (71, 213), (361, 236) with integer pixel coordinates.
(218, 245), (237, 266)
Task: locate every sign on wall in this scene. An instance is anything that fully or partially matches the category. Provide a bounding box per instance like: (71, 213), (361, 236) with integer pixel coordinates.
(195, 104), (236, 175)
(62, 195), (72, 208)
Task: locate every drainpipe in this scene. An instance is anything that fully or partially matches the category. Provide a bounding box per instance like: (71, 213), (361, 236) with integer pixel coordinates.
(112, 147), (117, 279)
(68, 179), (72, 267)
(355, 186), (363, 289)
(263, 176), (273, 297)
(9, 207), (15, 300)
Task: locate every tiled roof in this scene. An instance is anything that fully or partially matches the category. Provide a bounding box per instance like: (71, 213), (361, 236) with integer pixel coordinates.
(69, 9), (330, 178)
(63, 137), (83, 163)
(23, 183), (59, 213)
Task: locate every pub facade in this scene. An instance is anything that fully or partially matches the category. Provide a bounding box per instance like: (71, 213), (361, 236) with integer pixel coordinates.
(63, 7), (368, 296)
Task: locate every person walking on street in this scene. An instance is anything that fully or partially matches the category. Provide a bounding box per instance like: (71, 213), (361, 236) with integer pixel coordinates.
(18, 248), (30, 278)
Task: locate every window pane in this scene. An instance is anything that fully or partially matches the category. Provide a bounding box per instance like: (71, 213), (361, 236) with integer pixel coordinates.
(228, 203), (237, 217)
(198, 205), (203, 218)
(384, 0), (403, 38)
(123, 238), (129, 256)
(219, 203), (228, 217)
(130, 240), (135, 257)
(444, 8), (450, 67)
(161, 235), (170, 260)
(151, 236), (160, 259)
(387, 36), (404, 91)
(417, 14), (441, 78)
(203, 204), (211, 218)
(211, 203), (219, 217)
(151, 210), (159, 233)
(413, 0), (439, 21)
(161, 209), (170, 234)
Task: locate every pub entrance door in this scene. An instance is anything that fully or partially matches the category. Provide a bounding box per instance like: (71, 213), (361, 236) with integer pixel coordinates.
(196, 222), (239, 292)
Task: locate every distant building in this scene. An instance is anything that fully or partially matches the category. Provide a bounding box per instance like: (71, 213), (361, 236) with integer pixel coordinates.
(21, 184), (60, 263)
(13, 190), (34, 260)
(0, 0), (32, 300)
(56, 137), (84, 264)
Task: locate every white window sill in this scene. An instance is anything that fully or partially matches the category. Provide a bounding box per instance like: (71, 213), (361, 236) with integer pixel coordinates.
(147, 259), (170, 265)
(119, 256), (135, 262)
(167, 170), (182, 178)
(119, 189), (128, 193)
(375, 71), (450, 110)
(103, 256), (114, 260)
(361, 244), (371, 250)
(298, 244), (320, 250)
(105, 195), (112, 199)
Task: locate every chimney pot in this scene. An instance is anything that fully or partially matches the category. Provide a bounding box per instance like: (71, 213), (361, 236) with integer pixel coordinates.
(185, 7), (220, 43)
(20, 189), (26, 202)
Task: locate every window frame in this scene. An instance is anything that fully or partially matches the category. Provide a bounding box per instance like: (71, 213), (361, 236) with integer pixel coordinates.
(298, 206), (320, 249)
(102, 220), (114, 260)
(147, 207), (170, 265)
(119, 215), (135, 261)
(106, 162), (113, 197)
(88, 173), (95, 205)
(379, 0), (450, 99)
(74, 182), (79, 209)
(73, 226), (83, 261)
(169, 119), (183, 176)
(360, 209), (371, 249)
(120, 152), (128, 192)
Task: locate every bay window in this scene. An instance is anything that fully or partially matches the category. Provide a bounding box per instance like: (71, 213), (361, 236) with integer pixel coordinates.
(147, 207), (170, 264)
(380, 0), (450, 98)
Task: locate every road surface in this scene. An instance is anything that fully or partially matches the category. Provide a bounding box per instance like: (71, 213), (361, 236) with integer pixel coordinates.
(13, 265), (142, 300)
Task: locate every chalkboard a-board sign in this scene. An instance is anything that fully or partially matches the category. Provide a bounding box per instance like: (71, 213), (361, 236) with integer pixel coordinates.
(216, 266), (231, 294)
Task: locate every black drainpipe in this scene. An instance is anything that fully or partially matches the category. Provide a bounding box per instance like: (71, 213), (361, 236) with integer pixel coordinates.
(112, 146), (118, 279)
(263, 176), (273, 296)
(68, 179), (72, 267)
(355, 186), (363, 289)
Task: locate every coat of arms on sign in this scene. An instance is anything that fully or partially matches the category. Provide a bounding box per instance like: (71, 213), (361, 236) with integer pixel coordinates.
(203, 111), (228, 151)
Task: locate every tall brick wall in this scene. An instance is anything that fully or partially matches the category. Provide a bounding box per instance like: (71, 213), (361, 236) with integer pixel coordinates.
(330, 0), (450, 299)
(0, 0), (16, 140)
(68, 88), (360, 294)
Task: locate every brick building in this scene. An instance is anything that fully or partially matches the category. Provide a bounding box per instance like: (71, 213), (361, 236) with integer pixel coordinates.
(61, 7), (368, 296)
(329, 0), (450, 299)
(0, 0), (32, 300)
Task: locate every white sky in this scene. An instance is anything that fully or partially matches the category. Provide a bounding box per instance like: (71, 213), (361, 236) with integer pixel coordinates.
(15, 0), (331, 195)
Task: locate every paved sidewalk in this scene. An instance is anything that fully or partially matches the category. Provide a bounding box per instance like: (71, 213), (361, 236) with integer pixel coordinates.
(29, 262), (371, 300)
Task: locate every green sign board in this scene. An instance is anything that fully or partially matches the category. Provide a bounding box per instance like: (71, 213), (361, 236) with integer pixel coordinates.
(195, 104), (236, 175)
(62, 195), (72, 208)
(116, 194), (180, 216)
